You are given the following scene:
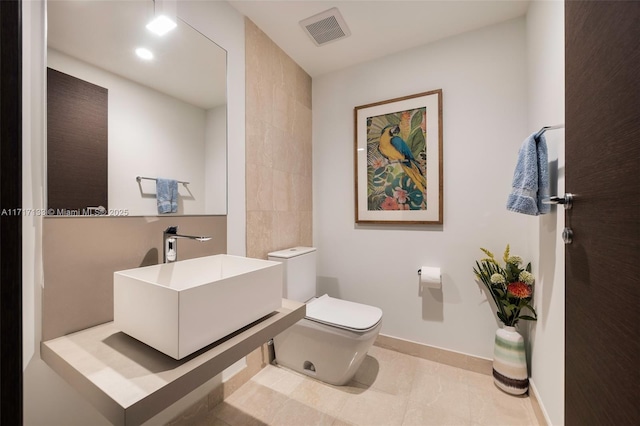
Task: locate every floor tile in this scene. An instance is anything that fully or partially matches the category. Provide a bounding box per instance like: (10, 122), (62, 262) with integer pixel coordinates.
(408, 364), (472, 424)
(336, 387), (409, 426)
(402, 397), (472, 426)
(270, 398), (336, 426)
(211, 381), (287, 426)
(251, 364), (305, 397)
(289, 375), (350, 417)
(209, 345), (540, 426)
(353, 346), (418, 397)
(468, 385), (539, 426)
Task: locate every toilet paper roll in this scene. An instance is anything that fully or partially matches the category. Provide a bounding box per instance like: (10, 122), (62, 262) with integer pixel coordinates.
(419, 266), (441, 289)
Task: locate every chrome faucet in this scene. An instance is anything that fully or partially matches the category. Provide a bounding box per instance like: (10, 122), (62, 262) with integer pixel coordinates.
(163, 226), (212, 263)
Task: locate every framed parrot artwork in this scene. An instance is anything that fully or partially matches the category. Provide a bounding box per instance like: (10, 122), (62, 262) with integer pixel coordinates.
(354, 89), (443, 224)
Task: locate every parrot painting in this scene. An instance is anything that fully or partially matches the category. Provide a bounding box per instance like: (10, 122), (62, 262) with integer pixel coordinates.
(378, 124), (426, 194)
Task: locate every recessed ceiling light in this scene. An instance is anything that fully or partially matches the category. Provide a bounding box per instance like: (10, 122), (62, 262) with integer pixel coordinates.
(146, 15), (176, 36)
(135, 47), (154, 60)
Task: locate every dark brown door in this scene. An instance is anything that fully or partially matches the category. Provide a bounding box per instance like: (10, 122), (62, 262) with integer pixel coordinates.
(565, 1), (639, 424)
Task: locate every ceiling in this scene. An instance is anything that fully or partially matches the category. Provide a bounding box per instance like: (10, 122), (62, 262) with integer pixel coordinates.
(46, 1), (530, 104)
(47, 0), (227, 109)
(229, 0), (531, 77)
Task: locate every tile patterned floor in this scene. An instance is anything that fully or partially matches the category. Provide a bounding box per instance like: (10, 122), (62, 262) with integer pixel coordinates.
(206, 345), (540, 426)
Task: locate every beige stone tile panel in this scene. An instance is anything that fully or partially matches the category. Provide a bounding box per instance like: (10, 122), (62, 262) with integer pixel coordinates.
(413, 357), (470, 389)
(289, 137), (305, 177)
(246, 164), (273, 212)
(295, 65), (312, 109)
(272, 88), (294, 133)
(299, 211), (313, 247)
(292, 101), (312, 149)
(212, 381), (288, 426)
(251, 365), (305, 397)
(246, 120), (273, 169)
(292, 173), (312, 212)
(408, 366), (471, 424)
(467, 378), (539, 426)
(246, 211), (273, 259)
(331, 420), (356, 426)
(256, 81), (275, 126)
(274, 46), (299, 98)
(271, 398), (336, 426)
(272, 211), (300, 250)
(289, 375), (350, 418)
(336, 387), (409, 426)
(402, 397), (472, 426)
(353, 346), (418, 397)
(245, 19), (277, 88)
(272, 129), (294, 173)
(272, 170), (293, 212)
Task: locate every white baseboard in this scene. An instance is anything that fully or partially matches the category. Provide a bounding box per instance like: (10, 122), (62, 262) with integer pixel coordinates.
(374, 333), (493, 375)
(528, 379), (552, 426)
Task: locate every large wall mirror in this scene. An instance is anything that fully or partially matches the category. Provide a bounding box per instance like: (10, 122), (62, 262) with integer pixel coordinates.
(46, 0), (227, 216)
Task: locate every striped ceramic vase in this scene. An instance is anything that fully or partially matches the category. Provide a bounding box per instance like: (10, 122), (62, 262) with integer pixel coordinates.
(492, 325), (529, 395)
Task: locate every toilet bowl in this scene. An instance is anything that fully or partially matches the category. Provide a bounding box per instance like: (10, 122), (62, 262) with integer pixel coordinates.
(274, 294), (382, 385)
(268, 247), (383, 386)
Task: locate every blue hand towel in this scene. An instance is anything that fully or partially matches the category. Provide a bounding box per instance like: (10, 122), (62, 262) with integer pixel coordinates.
(506, 133), (550, 215)
(156, 178), (178, 214)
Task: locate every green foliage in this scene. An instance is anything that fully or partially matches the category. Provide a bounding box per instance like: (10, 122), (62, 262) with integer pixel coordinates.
(367, 164), (424, 210)
(384, 113), (400, 125)
(407, 128), (425, 159)
(473, 245), (538, 327)
(366, 108), (427, 211)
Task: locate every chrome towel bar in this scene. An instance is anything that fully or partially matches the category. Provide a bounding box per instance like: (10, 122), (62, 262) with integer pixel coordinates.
(136, 176), (189, 185)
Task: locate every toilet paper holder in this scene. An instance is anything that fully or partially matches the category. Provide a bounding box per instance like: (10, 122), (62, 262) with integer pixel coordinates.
(418, 268), (442, 279)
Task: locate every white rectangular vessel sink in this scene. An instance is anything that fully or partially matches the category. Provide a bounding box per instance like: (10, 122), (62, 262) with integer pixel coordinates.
(114, 255), (283, 359)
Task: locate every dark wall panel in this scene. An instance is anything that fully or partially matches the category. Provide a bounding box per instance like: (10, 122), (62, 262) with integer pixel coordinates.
(0, 0), (23, 424)
(47, 68), (108, 213)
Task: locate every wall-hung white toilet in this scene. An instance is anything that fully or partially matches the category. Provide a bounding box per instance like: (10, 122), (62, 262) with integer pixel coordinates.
(268, 247), (383, 386)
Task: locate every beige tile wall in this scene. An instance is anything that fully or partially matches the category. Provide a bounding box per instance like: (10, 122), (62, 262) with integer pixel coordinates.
(245, 18), (313, 259)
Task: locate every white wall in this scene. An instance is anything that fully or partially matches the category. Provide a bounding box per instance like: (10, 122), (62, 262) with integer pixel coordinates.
(313, 18), (532, 359)
(526, 1), (565, 425)
(22, 0), (45, 371)
(205, 105), (228, 215)
(22, 1), (246, 424)
(48, 49), (209, 215)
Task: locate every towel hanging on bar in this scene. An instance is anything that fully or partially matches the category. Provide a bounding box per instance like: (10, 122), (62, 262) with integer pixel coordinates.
(136, 176), (190, 185)
(507, 132), (550, 215)
(534, 124), (564, 141)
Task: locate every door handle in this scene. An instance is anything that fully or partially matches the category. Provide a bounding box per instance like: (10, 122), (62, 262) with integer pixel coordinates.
(543, 193), (574, 209)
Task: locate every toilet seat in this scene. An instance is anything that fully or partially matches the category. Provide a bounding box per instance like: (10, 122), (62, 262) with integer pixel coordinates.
(305, 294), (383, 332)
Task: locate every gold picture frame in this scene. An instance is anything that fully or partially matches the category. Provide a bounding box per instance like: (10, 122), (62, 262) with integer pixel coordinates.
(354, 89), (443, 224)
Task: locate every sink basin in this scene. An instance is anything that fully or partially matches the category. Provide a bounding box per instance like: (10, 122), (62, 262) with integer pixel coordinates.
(113, 255), (283, 359)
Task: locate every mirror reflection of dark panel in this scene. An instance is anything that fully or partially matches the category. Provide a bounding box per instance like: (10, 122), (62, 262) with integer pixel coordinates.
(47, 67), (108, 214)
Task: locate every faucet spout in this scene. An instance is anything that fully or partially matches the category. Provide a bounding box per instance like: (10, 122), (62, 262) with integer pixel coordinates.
(163, 226), (212, 263)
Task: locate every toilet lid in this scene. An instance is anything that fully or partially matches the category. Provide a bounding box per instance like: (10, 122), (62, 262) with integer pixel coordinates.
(306, 294), (383, 331)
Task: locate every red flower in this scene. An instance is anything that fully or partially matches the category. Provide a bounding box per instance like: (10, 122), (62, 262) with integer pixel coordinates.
(507, 282), (532, 299)
(380, 196), (399, 210)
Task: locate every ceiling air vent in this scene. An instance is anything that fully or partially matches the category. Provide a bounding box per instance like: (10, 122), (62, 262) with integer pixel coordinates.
(300, 7), (351, 47)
